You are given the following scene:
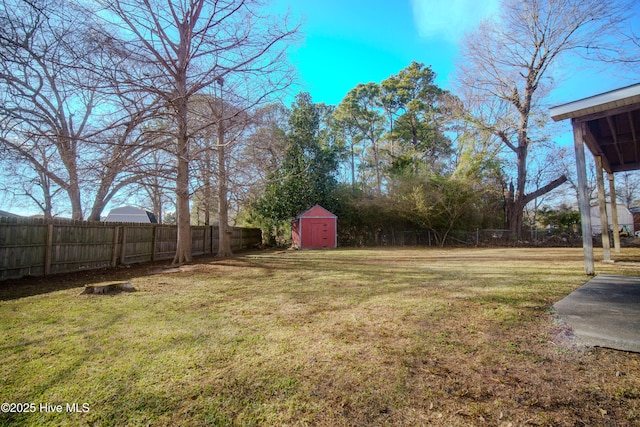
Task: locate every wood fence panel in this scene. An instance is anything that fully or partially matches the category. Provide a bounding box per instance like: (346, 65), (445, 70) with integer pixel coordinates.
(154, 226), (177, 261)
(0, 217), (262, 281)
(49, 223), (115, 275)
(210, 226), (220, 253)
(192, 226), (206, 256)
(230, 228), (240, 250)
(0, 218), (47, 279)
(122, 225), (154, 265)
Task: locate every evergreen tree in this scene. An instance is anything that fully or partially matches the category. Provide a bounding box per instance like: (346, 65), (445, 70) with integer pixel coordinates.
(253, 92), (340, 235)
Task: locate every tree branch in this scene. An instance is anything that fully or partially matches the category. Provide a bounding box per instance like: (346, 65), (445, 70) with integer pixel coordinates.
(523, 174), (568, 206)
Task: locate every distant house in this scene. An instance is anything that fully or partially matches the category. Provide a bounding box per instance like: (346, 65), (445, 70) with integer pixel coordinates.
(0, 210), (22, 218)
(590, 203), (634, 235)
(291, 205), (337, 249)
(105, 206), (157, 223)
(630, 207), (640, 234)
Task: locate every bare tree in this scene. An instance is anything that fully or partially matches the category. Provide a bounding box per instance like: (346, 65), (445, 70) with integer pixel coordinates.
(615, 171), (640, 207)
(84, 101), (160, 221)
(0, 0), (92, 219)
(236, 103), (290, 224)
(135, 147), (176, 224)
(94, 0), (297, 264)
(0, 0), (156, 220)
(456, 0), (633, 238)
(0, 141), (64, 218)
(190, 90), (251, 256)
(556, 147), (598, 206)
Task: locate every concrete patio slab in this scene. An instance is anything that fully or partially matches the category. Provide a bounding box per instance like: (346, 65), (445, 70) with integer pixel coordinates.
(554, 274), (640, 353)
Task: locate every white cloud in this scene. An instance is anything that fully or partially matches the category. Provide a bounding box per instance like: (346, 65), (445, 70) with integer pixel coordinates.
(410, 0), (500, 42)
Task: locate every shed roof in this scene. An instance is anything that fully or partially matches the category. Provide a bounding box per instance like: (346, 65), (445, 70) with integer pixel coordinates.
(295, 204), (337, 219)
(550, 82), (640, 174)
(105, 206), (157, 223)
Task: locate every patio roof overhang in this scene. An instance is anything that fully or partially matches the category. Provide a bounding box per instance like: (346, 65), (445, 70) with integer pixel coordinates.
(551, 83), (640, 174)
(550, 82), (640, 275)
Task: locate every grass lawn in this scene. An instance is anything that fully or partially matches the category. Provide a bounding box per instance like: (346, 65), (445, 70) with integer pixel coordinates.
(1, 247), (640, 426)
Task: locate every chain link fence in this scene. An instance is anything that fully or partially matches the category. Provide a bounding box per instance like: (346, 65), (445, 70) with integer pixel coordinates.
(340, 228), (586, 247)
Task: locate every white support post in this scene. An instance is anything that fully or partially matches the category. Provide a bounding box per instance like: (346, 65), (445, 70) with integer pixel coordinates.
(608, 173), (621, 253)
(595, 156), (611, 262)
(573, 121), (595, 275)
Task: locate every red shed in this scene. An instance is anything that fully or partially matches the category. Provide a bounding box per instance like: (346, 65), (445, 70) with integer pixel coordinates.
(291, 205), (337, 249)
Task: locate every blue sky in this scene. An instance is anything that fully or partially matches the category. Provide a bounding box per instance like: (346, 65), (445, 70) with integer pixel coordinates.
(270, 0), (639, 108)
(271, 0), (491, 105)
(4, 0), (638, 216)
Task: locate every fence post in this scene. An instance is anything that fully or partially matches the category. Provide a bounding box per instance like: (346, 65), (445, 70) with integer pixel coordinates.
(213, 225), (218, 254)
(111, 226), (120, 267)
(44, 223), (54, 275)
(151, 225), (158, 261)
(120, 226), (128, 264)
(203, 227), (207, 255)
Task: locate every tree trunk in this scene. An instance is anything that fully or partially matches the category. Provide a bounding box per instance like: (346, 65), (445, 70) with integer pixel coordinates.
(174, 139), (192, 264)
(88, 201), (107, 222)
(506, 197), (525, 239)
(507, 143), (528, 238)
(203, 148), (213, 226)
(372, 138), (382, 195)
(67, 176), (83, 220)
(87, 173), (115, 221)
(172, 18), (194, 265)
(152, 188), (164, 224)
(217, 119), (233, 257)
(173, 95), (192, 265)
(38, 171), (54, 220)
(59, 143), (83, 220)
(350, 141), (356, 191)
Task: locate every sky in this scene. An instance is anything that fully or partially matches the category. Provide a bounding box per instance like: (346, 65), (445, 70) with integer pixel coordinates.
(270, 0), (493, 105)
(3, 0), (639, 217)
(269, 0), (639, 108)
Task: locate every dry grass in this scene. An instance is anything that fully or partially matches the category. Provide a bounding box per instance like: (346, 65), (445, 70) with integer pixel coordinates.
(1, 247), (639, 426)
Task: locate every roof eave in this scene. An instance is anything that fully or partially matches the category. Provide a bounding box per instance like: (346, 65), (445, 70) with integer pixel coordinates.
(550, 82), (640, 122)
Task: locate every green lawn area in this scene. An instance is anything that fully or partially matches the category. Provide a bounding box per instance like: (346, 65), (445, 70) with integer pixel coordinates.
(1, 247), (639, 426)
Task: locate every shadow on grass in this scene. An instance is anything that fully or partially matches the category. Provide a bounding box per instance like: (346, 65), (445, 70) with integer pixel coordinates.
(0, 248), (269, 302)
(0, 261), (174, 301)
(0, 311), (126, 427)
(0, 248), (585, 305)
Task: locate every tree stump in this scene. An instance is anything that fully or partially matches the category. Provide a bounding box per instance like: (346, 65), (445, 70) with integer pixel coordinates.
(80, 281), (136, 295)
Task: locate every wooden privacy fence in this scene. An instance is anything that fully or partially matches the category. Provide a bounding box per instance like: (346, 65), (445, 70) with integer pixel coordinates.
(0, 217), (262, 281)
